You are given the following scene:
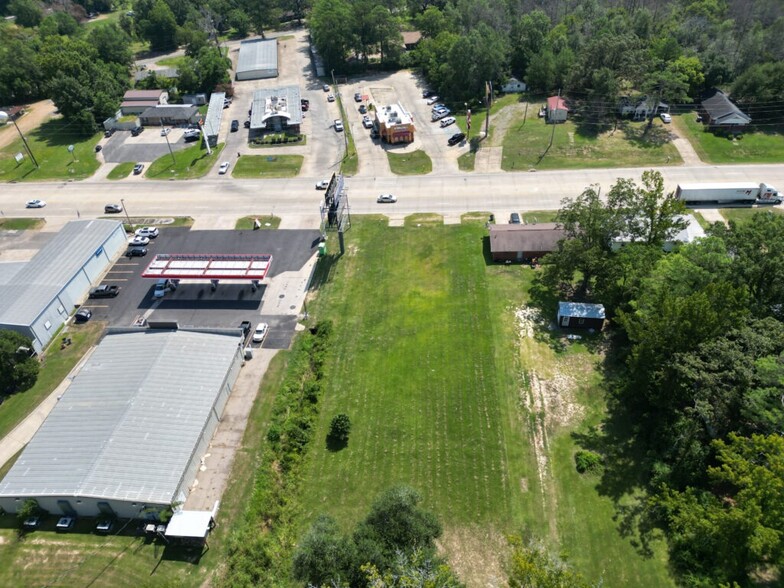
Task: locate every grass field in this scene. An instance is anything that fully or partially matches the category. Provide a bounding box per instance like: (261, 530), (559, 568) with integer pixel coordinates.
(232, 154), (303, 178)
(336, 94), (358, 175)
(720, 206), (784, 224)
(146, 143), (224, 179)
(301, 218), (673, 586)
(0, 120), (101, 182)
(235, 215), (281, 229)
(387, 149), (432, 175)
(521, 210), (559, 223)
(0, 218), (45, 230)
(677, 115), (784, 164)
(106, 162), (135, 180)
(502, 118), (681, 171)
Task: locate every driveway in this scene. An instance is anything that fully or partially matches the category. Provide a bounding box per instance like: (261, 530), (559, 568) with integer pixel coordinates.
(101, 127), (194, 163)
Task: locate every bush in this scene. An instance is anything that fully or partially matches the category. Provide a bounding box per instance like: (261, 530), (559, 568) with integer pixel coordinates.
(328, 413), (351, 444)
(574, 450), (603, 474)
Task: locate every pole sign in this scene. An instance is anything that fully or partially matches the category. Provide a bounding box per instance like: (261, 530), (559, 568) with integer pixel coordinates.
(14, 153), (24, 164)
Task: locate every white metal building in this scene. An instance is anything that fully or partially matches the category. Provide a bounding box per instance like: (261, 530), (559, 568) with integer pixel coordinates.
(0, 220), (126, 353)
(250, 86), (302, 132)
(203, 92), (226, 147)
(0, 328), (244, 519)
(236, 38), (278, 80)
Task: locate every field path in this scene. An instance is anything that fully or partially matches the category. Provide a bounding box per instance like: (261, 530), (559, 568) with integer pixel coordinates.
(474, 102), (528, 173)
(0, 100), (57, 150)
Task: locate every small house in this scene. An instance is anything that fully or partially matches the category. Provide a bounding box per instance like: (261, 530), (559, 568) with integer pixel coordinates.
(611, 214), (706, 252)
(700, 89), (751, 131)
(121, 89), (168, 115)
(139, 104), (199, 127)
(546, 95), (568, 123)
(501, 77), (527, 93)
(618, 96), (669, 121)
(401, 31), (422, 51)
(489, 223), (565, 262)
(557, 302), (605, 330)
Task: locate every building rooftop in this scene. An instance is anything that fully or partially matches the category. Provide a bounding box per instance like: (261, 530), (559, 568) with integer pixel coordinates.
(489, 223), (565, 253)
(547, 96), (568, 111)
(124, 89), (165, 100)
(0, 329), (241, 506)
(376, 103), (413, 126)
(701, 89), (751, 124)
(0, 220), (122, 327)
(203, 92), (225, 137)
(237, 38), (278, 75)
(558, 301), (605, 320)
(140, 105), (198, 120)
(250, 86), (302, 129)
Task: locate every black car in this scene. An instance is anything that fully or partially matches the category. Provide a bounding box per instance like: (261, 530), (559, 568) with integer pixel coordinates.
(239, 321), (252, 338)
(104, 129), (114, 138)
(126, 247), (148, 257)
(74, 308), (93, 323)
(130, 126), (144, 136)
(448, 132), (466, 146)
(104, 204), (122, 214)
(244, 119), (251, 128)
(422, 90), (436, 98)
(354, 92), (362, 102)
(510, 212), (521, 224)
(230, 119), (239, 132)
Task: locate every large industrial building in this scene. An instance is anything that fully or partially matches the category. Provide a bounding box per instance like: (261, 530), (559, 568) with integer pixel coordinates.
(250, 86), (303, 132)
(0, 220), (126, 353)
(236, 38), (278, 80)
(0, 329), (243, 519)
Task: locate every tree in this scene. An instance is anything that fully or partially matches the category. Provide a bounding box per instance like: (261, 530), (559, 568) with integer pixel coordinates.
(0, 33), (43, 105)
(362, 550), (464, 588)
(309, 0), (353, 70)
(8, 0), (42, 28)
(38, 12), (79, 37)
(140, 0), (178, 53)
(292, 515), (355, 587)
(328, 413), (351, 444)
(507, 536), (594, 588)
(227, 8), (251, 38)
(525, 49), (556, 94)
(510, 10), (550, 79)
(88, 24), (134, 66)
(363, 485), (442, 554)
(0, 330), (39, 396)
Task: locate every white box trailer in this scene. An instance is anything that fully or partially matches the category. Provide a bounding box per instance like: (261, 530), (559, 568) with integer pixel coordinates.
(675, 182), (783, 204)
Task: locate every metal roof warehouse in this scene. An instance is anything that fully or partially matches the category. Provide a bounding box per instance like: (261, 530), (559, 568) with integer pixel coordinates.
(236, 38), (278, 80)
(0, 329), (244, 519)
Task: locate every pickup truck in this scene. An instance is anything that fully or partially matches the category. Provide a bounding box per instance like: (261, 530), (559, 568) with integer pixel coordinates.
(88, 285), (120, 298)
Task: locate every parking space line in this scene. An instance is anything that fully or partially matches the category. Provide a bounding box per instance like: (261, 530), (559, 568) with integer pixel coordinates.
(83, 304), (109, 309)
(105, 278), (130, 281)
(107, 271), (136, 274)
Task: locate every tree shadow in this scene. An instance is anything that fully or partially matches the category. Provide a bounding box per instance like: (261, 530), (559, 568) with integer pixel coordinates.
(31, 119), (95, 147)
(326, 434), (347, 452)
(621, 122), (673, 148)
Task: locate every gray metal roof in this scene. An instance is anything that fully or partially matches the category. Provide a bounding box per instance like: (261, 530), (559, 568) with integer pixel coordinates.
(203, 92), (225, 138)
(237, 38), (278, 75)
(0, 220), (122, 327)
(558, 301), (605, 320)
(0, 329), (241, 506)
(0, 262), (26, 286)
(251, 86), (302, 129)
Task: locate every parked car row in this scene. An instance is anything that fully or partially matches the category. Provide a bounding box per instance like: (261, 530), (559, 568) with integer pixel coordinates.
(22, 515), (115, 534)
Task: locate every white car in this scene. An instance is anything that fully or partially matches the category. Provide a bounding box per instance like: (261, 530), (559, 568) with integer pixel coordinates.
(327, 94), (335, 102)
(426, 96), (439, 105)
(377, 194), (397, 203)
(316, 180), (329, 190)
(135, 226), (159, 238)
(334, 119), (344, 132)
(432, 110), (449, 122)
(660, 113), (672, 123)
(129, 235), (150, 246)
(252, 322), (268, 343)
(25, 199), (46, 208)
(160, 127), (171, 136)
(219, 161), (230, 174)
(362, 115), (373, 129)
(440, 116), (456, 128)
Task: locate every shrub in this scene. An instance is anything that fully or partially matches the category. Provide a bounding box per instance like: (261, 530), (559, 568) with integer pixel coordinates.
(328, 413), (351, 444)
(574, 450), (603, 474)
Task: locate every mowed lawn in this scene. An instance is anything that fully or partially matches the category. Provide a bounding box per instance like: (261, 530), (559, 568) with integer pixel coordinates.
(301, 219), (673, 585)
(677, 115), (784, 164)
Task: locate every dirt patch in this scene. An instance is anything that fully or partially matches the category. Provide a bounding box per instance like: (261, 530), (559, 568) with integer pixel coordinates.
(487, 103), (527, 148)
(437, 525), (507, 588)
(0, 100), (58, 150)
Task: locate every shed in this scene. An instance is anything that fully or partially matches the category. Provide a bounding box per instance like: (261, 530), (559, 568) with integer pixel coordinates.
(165, 505), (218, 544)
(501, 77), (527, 93)
(139, 105), (200, 127)
(700, 89), (751, 130)
(0, 220), (126, 353)
(401, 31), (422, 51)
(236, 38), (278, 80)
(488, 223), (565, 262)
(546, 96), (568, 123)
(557, 302), (605, 330)
(0, 329), (243, 518)
(121, 89), (168, 115)
(203, 92), (225, 147)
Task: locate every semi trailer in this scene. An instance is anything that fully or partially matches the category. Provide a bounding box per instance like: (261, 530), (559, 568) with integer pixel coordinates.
(675, 182), (783, 204)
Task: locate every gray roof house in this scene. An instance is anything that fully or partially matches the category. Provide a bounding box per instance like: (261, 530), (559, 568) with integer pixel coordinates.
(700, 89), (751, 129)
(139, 105), (200, 126)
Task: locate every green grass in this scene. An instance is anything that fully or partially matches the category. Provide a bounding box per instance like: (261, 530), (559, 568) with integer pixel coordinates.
(0, 120), (101, 182)
(677, 114), (784, 164)
(299, 218), (674, 585)
(719, 207), (784, 224)
(232, 154), (303, 178)
(336, 94), (358, 175)
(690, 211), (711, 230)
(454, 94), (520, 172)
(387, 150), (432, 175)
(155, 55), (187, 68)
(235, 215), (281, 229)
(502, 118), (681, 171)
(146, 143), (224, 179)
(119, 217), (193, 233)
(457, 150), (476, 171)
(80, 9), (121, 31)
(249, 133), (306, 147)
(106, 162), (135, 180)
(521, 210), (559, 223)
(0, 322), (103, 441)
(0, 217), (45, 230)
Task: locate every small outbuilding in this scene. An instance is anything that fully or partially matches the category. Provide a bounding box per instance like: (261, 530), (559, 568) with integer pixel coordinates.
(488, 223), (565, 262)
(120, 89), (168, 115)
(401, 31), (422, 51)
(139, 104), (200, 127)
(236, 38), (278, 80)
(546, 95), (568, 123)
(501, 77), (527, 93)
(700, 89), (751, 131)
(557, 302), (605, 330)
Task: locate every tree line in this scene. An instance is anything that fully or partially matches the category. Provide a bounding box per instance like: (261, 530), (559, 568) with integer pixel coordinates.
(540, 170), (784, 586)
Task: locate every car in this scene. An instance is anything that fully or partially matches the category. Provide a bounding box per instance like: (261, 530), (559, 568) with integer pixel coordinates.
(219, 161), (230, 174)
(160, 127), (171, 136)
(74, 308), (92, 323)
(22, 516), (41, 529)
(334, 119), (344, 132)
(422, 90), (436, 98)
(300, 98), (310, 105)
(440, 116), (456, 128)
(239, 321), (252, 338)
(315, 180), (329, 190)
(660, 112), (672, 123)
(362, 115), (373, 129)
(426, 96), (439, 105)
(56, 517), (75, 531)
(510, 212), (521, 224)
(244, 119), (251, 128)
(96, 520), (114, 533)
(223, 98), (231, 109)
(184, 129), (200, 138)
(135, 226), (159, 238)
(104, 129), (114, 138)
(230, 119), (239, 132)
(301, 102), (309, 111)
(432, 106), (450, 115)
(431, 103), (446, 112)
(327, 94), (335, 102)
(538, 106), (546, 118)
(26, 199), (46, 208)
(377, 194), (397, 203)
(153, 278), (177, 299)
(358, 104), (367, 114)
(252, 322), (268, 343)
(129, 235), (150, 246)
(448, 132), (466, 146)
(133, 163), (144, 175)
(104, 203), (122, 214)
(431, 110), (449, 122)
(184, 132), (200, 143)
(130, 126), (144, 136)
(323, 84), (330, 92)
(89, 285), (120, 298)
(354, 92), (362, 102)
(125, 247), (147, 257)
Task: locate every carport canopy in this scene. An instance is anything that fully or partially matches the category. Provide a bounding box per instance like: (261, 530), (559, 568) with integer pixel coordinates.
(142, 253), (272, 280)
(165, 510), (215, 540)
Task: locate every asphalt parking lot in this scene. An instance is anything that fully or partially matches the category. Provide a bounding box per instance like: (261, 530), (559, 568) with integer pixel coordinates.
(82, 227), (321, 349)
(101, 128), (194, 163)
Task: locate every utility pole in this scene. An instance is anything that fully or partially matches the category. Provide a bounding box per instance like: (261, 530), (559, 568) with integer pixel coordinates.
(547, 89), (560, 151)
(0, 111), (39, 168)
(163, 129), (176, 165)
(485, 81), (493, 138)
